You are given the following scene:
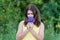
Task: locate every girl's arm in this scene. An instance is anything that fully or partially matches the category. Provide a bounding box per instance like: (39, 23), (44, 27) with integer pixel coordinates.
(30, 22), (44, 40)
(16, 21), (29, 40)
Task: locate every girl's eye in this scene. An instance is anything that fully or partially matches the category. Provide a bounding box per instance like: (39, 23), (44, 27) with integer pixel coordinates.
(31, 13), (33, 15)
(27, 13), (30, 15)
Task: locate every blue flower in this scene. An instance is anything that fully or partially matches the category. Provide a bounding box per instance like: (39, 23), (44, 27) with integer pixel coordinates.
(26, 17), (35, 23)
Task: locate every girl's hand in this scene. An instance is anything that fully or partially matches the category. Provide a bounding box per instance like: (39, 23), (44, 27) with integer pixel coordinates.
(27, 23), (34, 31)
(26, 23), (30, 31)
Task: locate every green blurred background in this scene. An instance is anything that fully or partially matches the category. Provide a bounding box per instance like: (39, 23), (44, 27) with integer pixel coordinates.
(0, 0), (60, 40)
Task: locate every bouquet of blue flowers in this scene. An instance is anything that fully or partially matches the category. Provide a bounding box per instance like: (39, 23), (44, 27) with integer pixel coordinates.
(26, 17), (35, 23)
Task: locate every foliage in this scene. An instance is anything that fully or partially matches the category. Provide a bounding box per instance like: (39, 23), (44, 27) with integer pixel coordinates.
(0, 0), (60, 40)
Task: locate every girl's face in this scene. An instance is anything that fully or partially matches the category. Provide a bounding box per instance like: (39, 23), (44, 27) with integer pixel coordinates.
(27, 10), (34, 18)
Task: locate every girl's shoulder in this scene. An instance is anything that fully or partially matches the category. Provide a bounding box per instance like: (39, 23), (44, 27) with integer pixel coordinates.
(40, 22), (44, 25)
(19, 20), (25, 25)
(39, 22), (44, 28)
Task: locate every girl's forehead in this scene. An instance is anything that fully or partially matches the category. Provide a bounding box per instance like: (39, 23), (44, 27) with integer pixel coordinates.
(27, 10), (33, 13)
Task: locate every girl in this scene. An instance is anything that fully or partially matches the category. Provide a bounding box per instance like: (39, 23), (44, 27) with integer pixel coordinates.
(16, 4), (44, 40)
